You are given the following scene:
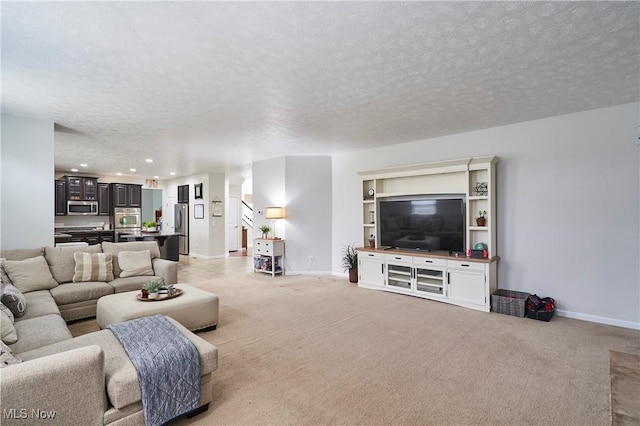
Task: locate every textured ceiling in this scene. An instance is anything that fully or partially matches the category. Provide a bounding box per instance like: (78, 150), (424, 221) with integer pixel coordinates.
(2, 1), (638, 181)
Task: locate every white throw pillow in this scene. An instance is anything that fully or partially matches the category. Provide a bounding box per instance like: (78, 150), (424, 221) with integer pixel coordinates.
(73, 252), (114, 282)
(0, 309), (17, 344)
(117, 250), (154, 278)
(3, 256), (58, 293)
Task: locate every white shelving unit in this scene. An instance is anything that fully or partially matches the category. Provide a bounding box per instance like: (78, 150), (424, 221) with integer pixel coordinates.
(253, 238), (285, 277)
(356, 156), (499, 312)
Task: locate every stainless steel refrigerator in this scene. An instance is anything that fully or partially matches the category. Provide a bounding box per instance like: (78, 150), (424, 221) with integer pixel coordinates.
(174, 203), (189, 255)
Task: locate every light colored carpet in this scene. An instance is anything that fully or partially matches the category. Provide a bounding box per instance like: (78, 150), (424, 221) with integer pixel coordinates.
(70, 257), (640, 425)
(610, 351), (640, 425)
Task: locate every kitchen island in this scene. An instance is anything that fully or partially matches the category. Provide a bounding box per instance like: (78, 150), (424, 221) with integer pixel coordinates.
(117, 231), (180, 261)
(54, 226), (115, 245)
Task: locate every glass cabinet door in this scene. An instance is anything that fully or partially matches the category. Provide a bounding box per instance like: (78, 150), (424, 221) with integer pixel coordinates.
(415, 267), (445, 296)
(386, 264), (412, 291)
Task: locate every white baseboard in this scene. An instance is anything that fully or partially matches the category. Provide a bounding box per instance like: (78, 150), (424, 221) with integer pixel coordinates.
(556, 309), (640, 330)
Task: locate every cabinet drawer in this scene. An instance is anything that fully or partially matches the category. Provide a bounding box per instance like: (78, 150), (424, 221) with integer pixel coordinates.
(358, 251), (384, 260)
(254, 240), (272, 254)
(413, 257), (446, 267)
(255, 240), (273, 249)
(255, 247), (272, 255)
(447, 260), (485, 271)
(384, 253), (412, 264)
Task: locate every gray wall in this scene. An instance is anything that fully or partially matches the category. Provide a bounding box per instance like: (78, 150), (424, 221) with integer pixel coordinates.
(253, 156), (333, 274)
(284, 156), (332, 274)
(1, 114), (54, 249)
(332, 103), (639, 329)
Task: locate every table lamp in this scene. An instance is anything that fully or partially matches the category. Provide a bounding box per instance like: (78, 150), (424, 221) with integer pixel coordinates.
(264, 207), (285, 239)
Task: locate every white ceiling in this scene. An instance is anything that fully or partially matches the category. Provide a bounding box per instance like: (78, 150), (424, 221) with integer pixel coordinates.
(2, 1), (638, 182)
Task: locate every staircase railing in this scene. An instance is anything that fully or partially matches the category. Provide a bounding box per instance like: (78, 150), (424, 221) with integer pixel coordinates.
(241, 200), (253, 228)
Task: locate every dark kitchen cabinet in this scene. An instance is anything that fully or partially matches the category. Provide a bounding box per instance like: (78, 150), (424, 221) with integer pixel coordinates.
(110, 183), (142, 208)
(111, 184), (129, 208)
(98, 183), (110, 215)
(128, 185), (142, 207)
(55, 180), (67, 215)
(177, 185), (189, 203)
(65, 176), (98, 201)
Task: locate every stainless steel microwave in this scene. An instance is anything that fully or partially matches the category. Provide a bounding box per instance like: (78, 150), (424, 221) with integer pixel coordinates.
(67, 200), (98, 215)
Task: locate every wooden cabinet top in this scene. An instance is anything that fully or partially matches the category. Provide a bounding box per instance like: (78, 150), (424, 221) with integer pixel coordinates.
(356, 247), (498, 264)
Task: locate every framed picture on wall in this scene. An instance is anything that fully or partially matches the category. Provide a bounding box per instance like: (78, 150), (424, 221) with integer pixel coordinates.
(212, 199), (222, 217)
(194, 204), (204, 219)
(194, 183), (203, 199)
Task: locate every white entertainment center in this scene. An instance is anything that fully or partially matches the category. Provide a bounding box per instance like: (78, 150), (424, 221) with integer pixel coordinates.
(357, 156), (499, 312)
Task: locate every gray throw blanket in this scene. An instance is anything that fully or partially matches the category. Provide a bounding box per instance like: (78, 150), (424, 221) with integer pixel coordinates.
(108, 314), (201, 426)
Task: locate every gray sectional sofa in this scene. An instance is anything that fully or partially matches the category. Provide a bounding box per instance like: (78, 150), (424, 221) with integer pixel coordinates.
(0, 241), (218, 425)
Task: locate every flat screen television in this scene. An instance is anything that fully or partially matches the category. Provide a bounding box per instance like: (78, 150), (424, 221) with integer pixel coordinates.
(377, 194), (465, 253)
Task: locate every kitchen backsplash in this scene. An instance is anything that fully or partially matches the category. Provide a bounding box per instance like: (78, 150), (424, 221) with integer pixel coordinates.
(55, 215), (112, 229)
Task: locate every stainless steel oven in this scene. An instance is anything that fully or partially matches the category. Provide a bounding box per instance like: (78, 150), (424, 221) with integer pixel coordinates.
(113, 207), (141, 229)
(67, 200), (98, 215)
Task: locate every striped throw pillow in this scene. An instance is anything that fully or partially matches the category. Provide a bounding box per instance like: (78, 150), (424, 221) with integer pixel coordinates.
(73, 252), (114, 282)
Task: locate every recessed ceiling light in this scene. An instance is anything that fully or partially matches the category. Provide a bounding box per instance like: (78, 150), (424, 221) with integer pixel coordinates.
(145, 159), (153, 163)
(116, 172), (122, 176)
(71, 168), (78, 172)
(80, 163), (88, 167)
(170, 172), (176, 176)
(154, 176), (159, 179)
(129, 168), (136, 172)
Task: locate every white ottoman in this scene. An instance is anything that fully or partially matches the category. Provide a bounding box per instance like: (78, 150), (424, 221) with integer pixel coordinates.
(97, 284), (219, 332)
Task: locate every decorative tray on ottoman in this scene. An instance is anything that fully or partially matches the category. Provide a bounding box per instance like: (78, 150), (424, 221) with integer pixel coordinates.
(136, 288), (183, 302)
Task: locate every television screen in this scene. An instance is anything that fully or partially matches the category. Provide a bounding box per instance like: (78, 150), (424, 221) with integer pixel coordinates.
(378, 195), (465, 253)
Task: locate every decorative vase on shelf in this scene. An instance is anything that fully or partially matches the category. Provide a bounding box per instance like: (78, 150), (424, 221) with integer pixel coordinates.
(476, 218), (486, 227)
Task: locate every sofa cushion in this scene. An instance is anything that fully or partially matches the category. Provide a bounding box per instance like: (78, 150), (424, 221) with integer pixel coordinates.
(117, 251), (154, 278)
(9, 314), (72, 354)
(20, 329), (142, 409)
(102, 242), (159, 278)
(3, 256), (58, 293)
(73, 252), (114, 282)
(0, 302), (14, 323)
(109, 276), (162, 293)
(45, 244), (103, 284)
(17, 291), (60, 321)
(0, 340), (21, 367)
(0, 309), (18, 344)
(0, 248), (44, 261)
(0, 282), (26, 318)
(49, 282), (114, 306)
(19, 318), (218, 410)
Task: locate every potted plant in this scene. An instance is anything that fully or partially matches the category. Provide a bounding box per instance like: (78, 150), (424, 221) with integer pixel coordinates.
(341, 244), (358, 283)
(476, 210), (487, 227)
(369, 234), (376, 249)
(142, 221), (157, 232)
(259, 225), (271, 239)
(142, 279), (164, 299)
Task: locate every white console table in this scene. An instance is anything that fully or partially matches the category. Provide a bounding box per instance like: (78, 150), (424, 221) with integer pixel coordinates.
(357, 248), (498, 312)
(253, 238), (285, 277)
